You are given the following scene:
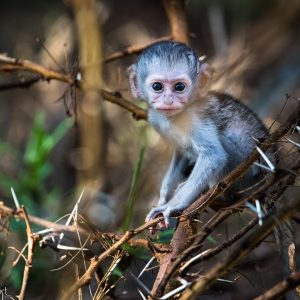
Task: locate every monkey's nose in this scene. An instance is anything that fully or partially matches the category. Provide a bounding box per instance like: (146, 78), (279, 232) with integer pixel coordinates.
(163, 99), (174, 105)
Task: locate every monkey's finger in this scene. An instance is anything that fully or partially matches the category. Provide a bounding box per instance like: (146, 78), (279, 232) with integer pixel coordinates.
(162, 211), (171, 228)
(158, 220), (167, 229)
(145, 207), (165, 222)
(149, 226), (157, 235)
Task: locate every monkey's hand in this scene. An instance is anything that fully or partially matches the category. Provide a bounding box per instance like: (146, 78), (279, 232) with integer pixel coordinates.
(145, 204), (173, 234)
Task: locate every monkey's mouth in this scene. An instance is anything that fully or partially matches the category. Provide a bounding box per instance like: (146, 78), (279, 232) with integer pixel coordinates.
(156, 108), (182, 116)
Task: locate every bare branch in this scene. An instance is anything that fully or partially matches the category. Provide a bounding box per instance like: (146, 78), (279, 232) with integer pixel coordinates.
(163, 0), (189, 44)
(253, 270), (300, 300)
(60, 216), (164, 300)
(0, 54), (147, 120)
(179, 193), (300, 300)
(18, 206), (37, 300)
(104, 36), (172, 63)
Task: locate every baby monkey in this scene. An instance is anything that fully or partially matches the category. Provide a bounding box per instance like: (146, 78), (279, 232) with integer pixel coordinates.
(129, 41), (268, 231)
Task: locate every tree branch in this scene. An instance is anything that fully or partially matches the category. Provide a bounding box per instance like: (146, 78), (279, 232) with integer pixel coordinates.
(18, 206), (38, 300)
(179, 192), (300, 300)
(0, 54), (147, 120)
(163, 0), (189, 44)
(60, 215), (164, 300)
(104, 36), (172, 63)
(253, 270), (300, 300)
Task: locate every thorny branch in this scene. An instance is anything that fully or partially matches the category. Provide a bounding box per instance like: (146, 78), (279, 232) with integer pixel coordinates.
(60, 217), (164, 300)
(179, 191), (300, 300)
(0, 201), (150, 249)
(18, 206), (38, 300)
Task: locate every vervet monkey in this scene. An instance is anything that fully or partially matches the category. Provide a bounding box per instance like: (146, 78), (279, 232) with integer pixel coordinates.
(129, 41), (268, 231)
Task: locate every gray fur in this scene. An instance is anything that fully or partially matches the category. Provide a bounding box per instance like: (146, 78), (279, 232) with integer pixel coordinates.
(136, 41), (200, 98)
(129, 41), (269, 228)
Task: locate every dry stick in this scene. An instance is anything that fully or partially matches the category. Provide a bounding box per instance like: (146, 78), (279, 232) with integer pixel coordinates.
(179, 168), (297, 273)
(60, 216), (164, 300)
(153, 175), (269, 294)
(183, 218), (258, 270)
(179, 194), (300, 300)
(104, 36), (172, 63)
(18, 206), (37, 300)
(163, 0), (189, 44)
(253, 270), (300, 300)
(182, 174), (299, 272)
(152, 104), (300, 297)
(0, 54), (147, 120)
(0, 54), (75, 84)
(0, 203), (150, 249)
(0, 203), (89, 236)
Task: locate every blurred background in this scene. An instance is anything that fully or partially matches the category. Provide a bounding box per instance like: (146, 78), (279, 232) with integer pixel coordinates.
(0, 0), (300, 299)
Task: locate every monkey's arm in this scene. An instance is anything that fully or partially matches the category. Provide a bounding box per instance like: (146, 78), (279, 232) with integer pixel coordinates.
(146, 140), (228, 227)
(157, 150), (188, 207)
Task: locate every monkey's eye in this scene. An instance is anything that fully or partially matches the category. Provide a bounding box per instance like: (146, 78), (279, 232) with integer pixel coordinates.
(174, 82), (186, 92)
(152, 82), (163, 92)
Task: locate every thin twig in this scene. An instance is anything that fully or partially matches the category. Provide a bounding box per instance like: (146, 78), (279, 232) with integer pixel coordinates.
(0, 54), (147, 120)
(104, 36), (172, 63)
(179, 193), (300, 300)
(60, 216), (164, 300)
(18, 206), (37, 300)
(253, 270), (300, 300)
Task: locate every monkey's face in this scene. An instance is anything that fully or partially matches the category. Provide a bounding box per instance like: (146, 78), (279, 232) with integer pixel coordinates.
(128, 41), (201, 115)
(143, 71), (195, 116)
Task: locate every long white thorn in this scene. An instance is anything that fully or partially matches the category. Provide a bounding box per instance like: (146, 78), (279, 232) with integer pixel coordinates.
(286, 138), (300, 148)
(160, 282), (191, 299)
(11, 187), (20, 209)
(138, 257), (155, 278)
(255, 199), (264, 226)
(256, 146), (275, 172)
(179, 249), (211, 272)
(56, 244), (88, 251)
(254, 162), (275, 173)
(59, 188), (85, 242)
(137, 289), (147, 300)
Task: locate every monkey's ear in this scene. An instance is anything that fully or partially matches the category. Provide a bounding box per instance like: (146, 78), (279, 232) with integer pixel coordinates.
(198, 62), (214, 95)
(127, 64), (139, 98)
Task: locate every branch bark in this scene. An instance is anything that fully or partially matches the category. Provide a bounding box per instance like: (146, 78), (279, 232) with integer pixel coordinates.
(253, 270), (300, 300)
(179, 192), (300, 300)
(163, 0), (189, 44)
(0, 54), (147, 120)
(18, 206), (37, 300)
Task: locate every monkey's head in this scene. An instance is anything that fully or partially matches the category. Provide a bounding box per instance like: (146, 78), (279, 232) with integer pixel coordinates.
(129, 41), (208, 115)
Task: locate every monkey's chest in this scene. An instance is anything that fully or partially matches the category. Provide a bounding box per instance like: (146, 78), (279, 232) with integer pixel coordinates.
(165, 131), (200, 162)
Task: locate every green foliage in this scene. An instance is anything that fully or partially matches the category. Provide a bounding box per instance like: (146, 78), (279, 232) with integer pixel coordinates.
(0, 112), (72, 213)
(0, 112), (72, 288)
(155, 228), (175, 244)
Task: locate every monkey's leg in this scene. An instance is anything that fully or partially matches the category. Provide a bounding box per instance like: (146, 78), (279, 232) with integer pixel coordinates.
(147, 144), (228, 227)
(157, 150), (188, 207)
(146, 151), (188, 233)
